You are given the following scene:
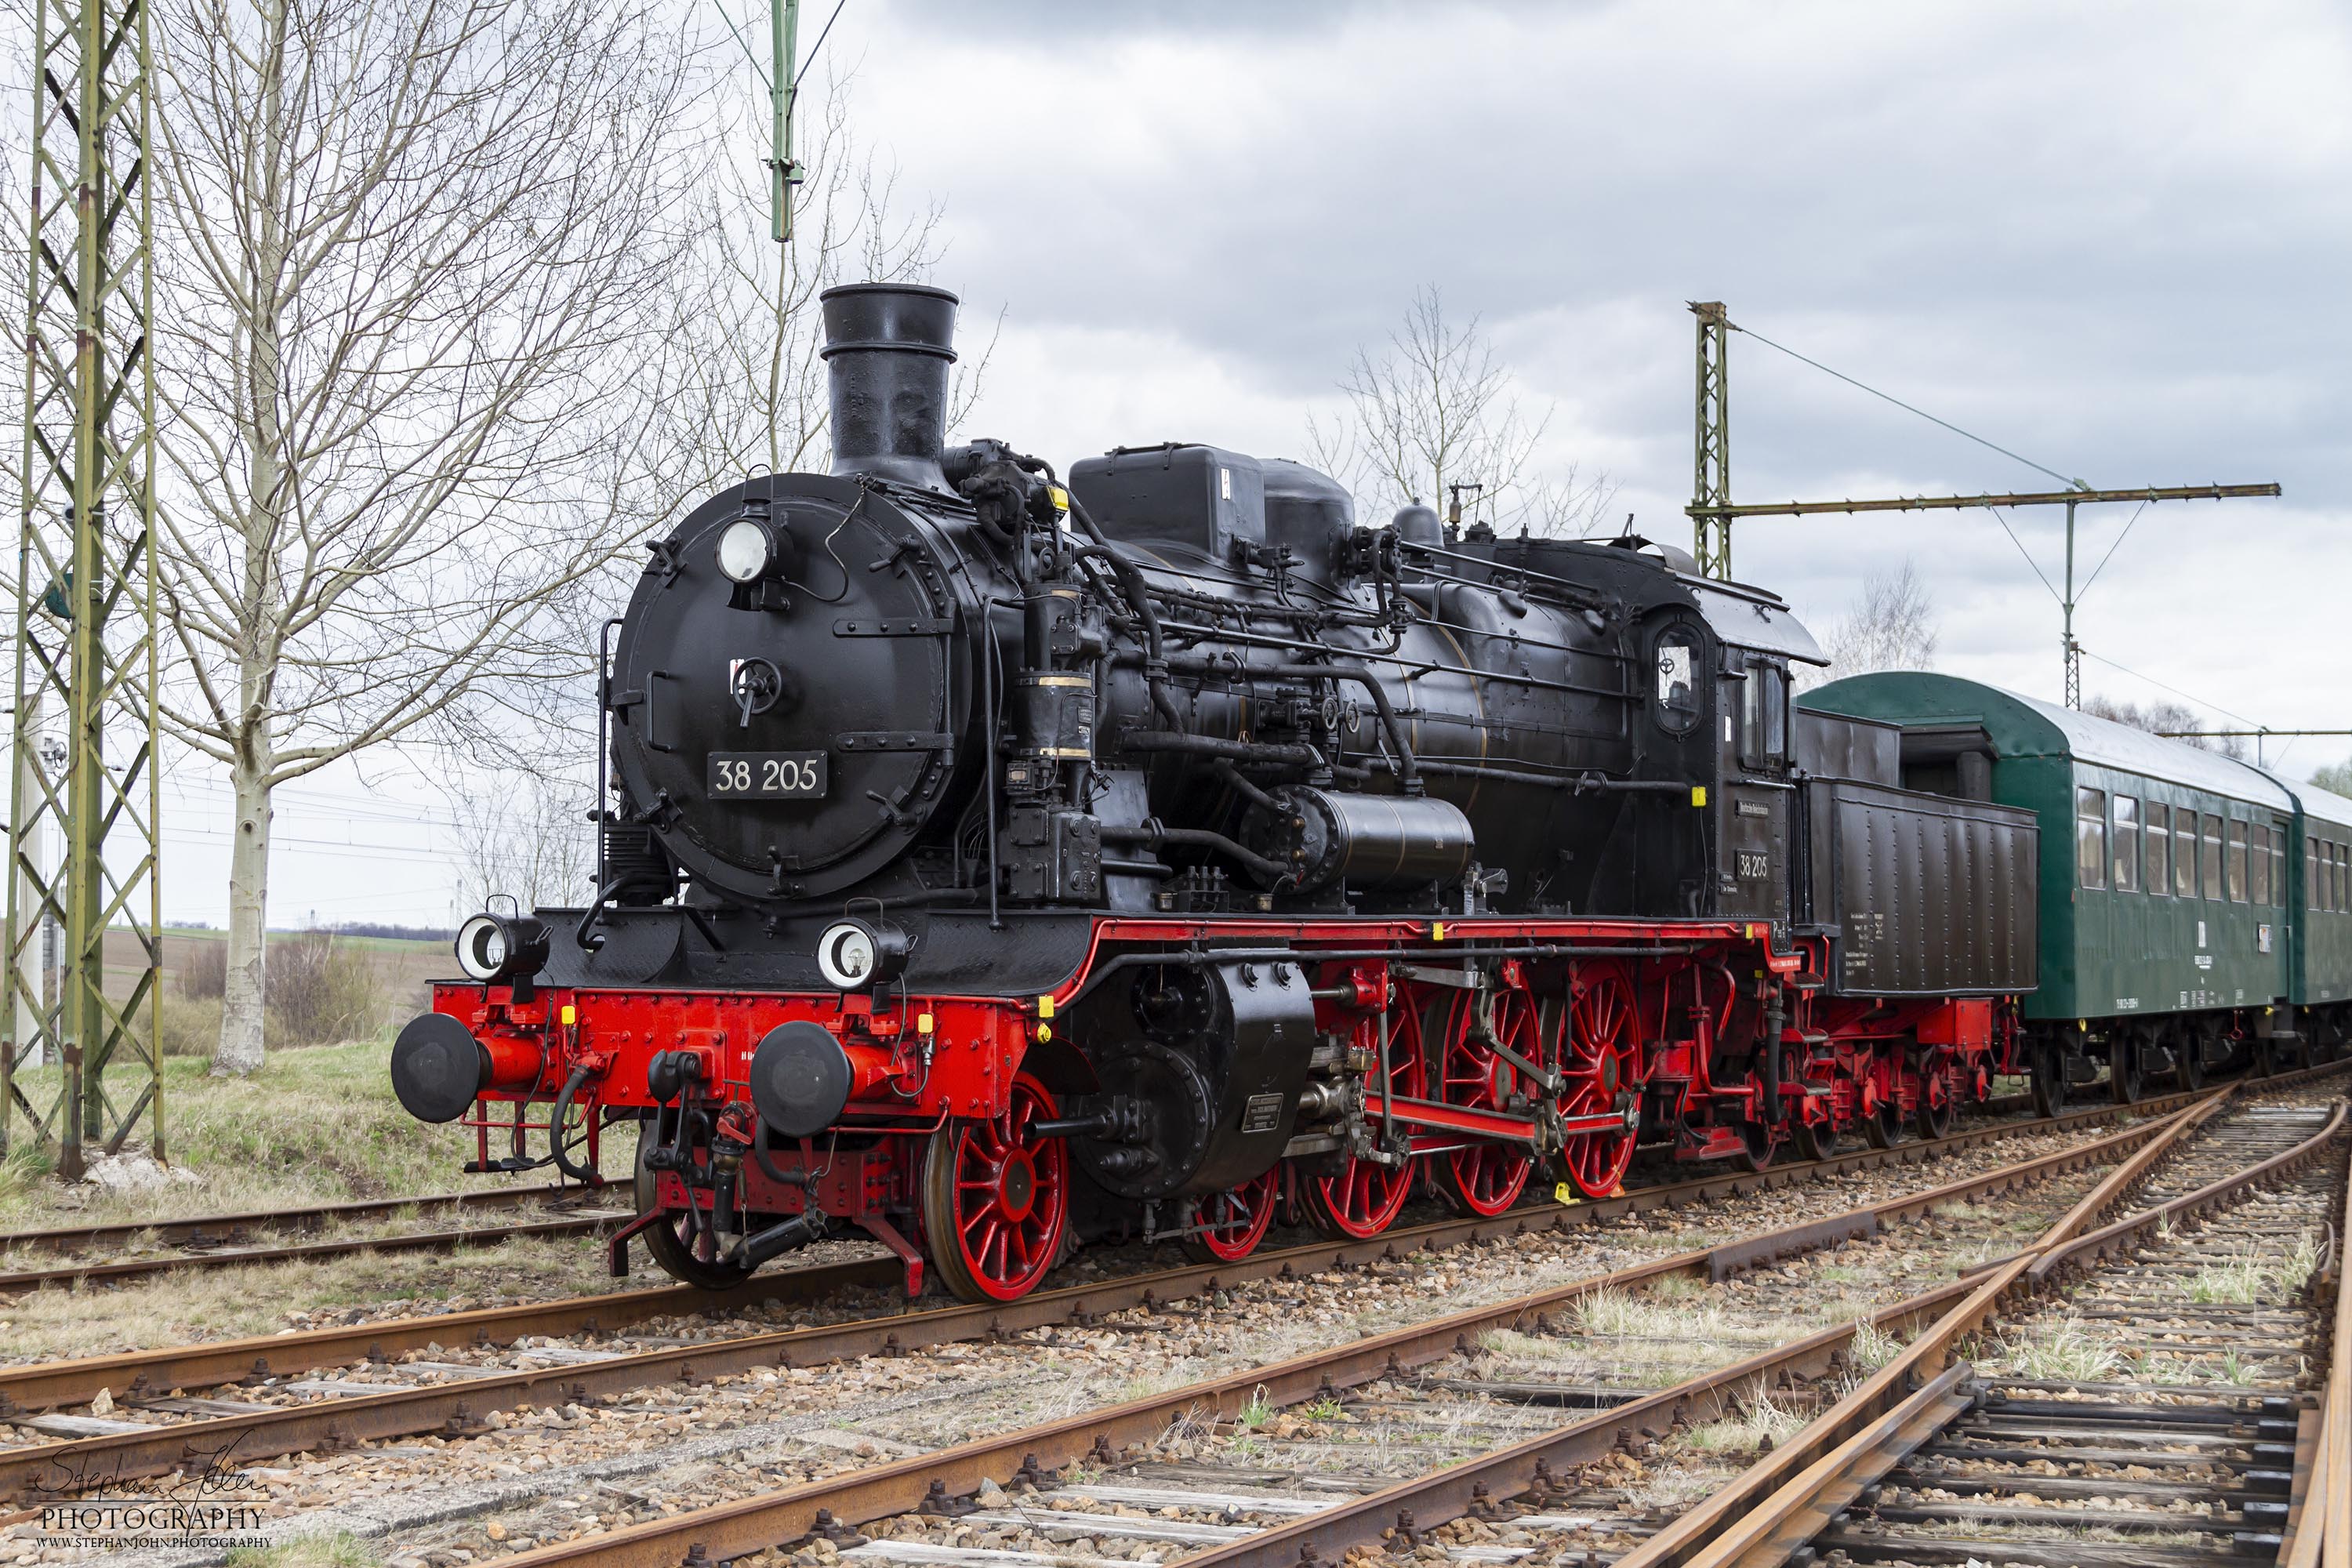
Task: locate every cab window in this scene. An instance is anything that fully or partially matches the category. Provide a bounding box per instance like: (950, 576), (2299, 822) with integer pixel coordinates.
(2112, 797), (2139, 892)
(1653, 630), (1700, 734)
(1740, 659), (1788, 769)
(2201, 814), (2223, 902)
(2144, 802), (2169, 895)
(2076, 788), (2107, 890)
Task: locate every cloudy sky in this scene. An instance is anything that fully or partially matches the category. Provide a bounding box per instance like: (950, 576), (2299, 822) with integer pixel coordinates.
(175, 0), (2352, 927)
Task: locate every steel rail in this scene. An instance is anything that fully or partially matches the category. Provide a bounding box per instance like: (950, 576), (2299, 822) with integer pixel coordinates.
(307, 1098), (2234, 1568)
(0, 1181), (593, 1256)
(0, 1085), (2209, 1417)
(1622, 1087), (2352, 1568)
(0, 1212), (628, 1294)
(0, 1091), (2220, 1501)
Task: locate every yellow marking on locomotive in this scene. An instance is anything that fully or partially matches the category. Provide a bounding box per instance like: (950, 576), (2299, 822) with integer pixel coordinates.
(1691, 786), (1708, 807)
(1036, 994), (1056, 1019)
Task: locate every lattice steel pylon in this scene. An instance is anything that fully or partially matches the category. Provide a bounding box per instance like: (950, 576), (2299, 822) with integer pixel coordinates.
(5, 0), (164, 1174)
(1688, 301), (1731, 579)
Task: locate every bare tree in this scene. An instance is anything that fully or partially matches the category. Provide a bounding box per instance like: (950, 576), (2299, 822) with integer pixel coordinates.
(2082, 694), (2249, 760)
(2311, 759), (2352, 797)
(148, 0), (710, 1074)
(1305, 285), (1563, 532)
(449, 762), (598, 916)
(1809, 560), (1940, 687)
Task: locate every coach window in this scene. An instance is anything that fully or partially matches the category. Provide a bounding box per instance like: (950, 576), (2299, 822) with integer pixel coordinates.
(2145, 803), (2170, 895)
(2251, 824), (2271, 906)
(2312, 837), (2322, 911)
(2201, 814), (2223, 902)
(1653, 630), (1700, 734)
(2271, 825), (2287, 906)
(2077, 787), (2107, 890)
(2227, 820), (2249, 902)
(2176, 811), (2199, 897)
(2112, 797), (2140, 892)
(2339, 844), (2349, 913)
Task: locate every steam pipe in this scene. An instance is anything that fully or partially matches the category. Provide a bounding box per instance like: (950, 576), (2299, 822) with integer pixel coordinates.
(1160, 655), (1421, 796)
(548, 1064), (604, 1187)
(1065, 494), (1185, 731)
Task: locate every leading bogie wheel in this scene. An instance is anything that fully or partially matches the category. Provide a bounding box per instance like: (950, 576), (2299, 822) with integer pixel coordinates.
(633, 1115), (757, 1290)
(1301, 1004), (1428, 1240)
(1432, 987), (1537, 1218)
(1551, 964), (1642, 1200)
(920, 1073), (1070, 1303)
(1179, 1167), (1281, 1265)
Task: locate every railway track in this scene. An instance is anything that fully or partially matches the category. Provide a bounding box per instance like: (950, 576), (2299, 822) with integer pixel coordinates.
(314, 1065), (2343, 1568)
(0, 1087), (2096, 1297)
(0, 1182), (629, 1294)
(0, 1082), (2230, 1508)
(1609, 1098), (2352, 1567)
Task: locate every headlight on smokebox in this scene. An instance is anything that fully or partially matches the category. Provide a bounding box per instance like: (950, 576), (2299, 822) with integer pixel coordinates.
(717, 517), (778, 584)
(455, 910), (550, 985)
(815, 916), (907, 992)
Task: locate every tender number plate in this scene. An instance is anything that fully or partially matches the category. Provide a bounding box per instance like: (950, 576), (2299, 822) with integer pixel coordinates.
(707, 752), (828, 799)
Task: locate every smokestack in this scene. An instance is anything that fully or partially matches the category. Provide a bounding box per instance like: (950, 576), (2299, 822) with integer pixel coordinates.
(819, 282), (959, 495)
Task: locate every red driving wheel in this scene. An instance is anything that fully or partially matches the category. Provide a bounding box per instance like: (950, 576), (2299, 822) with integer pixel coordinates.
(1553, 962), (1642, 1200)
(1432, 987), (1537, 1218)
(1179, 1166), (1281, 1263)
(1301, 1000), (1428, 1240)
(920, 1073), (1069, 1303)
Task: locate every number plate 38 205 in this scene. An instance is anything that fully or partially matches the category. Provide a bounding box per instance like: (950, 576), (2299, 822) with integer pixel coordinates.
(707, 752), (828, 798)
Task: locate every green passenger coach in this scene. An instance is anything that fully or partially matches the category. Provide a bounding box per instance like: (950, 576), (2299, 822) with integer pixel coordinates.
(2267, 773), (2352, 1041)
(1804, 673), (2317, 1103)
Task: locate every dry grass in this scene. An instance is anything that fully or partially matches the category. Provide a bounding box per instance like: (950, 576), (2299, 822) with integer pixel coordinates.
(227, 1534), (382, 1568)
(1680, 1385), (1809, 1454)
(2001, 1316), (2125, 1383)
(2188, 1236), (2322, 1305)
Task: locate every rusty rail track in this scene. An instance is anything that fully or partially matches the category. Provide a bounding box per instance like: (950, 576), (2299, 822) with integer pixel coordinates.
(0, 1083), (2170, 1299)
(0, 1081), (2205, 1419)
(0, 1180), (594, 1258)
(0, 1083), (2227, 1502)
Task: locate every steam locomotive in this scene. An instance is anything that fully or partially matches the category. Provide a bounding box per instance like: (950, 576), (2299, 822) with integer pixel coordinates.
(390, 281), (2042, 1303)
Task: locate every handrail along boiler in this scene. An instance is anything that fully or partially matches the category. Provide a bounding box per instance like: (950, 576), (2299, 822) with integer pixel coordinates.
(390, 282), (2038, 1302)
